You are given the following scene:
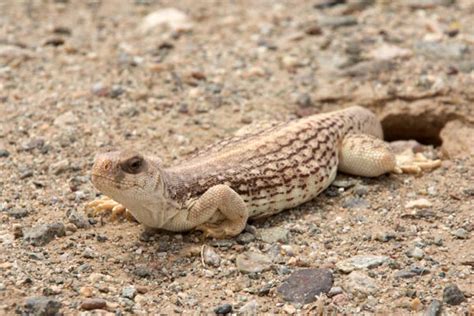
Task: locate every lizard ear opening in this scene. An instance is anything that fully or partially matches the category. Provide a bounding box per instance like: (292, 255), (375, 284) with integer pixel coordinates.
(120, 155), (145, 174)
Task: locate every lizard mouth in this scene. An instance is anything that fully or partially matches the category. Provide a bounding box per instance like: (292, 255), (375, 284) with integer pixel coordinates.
(91, 173), (143, 190)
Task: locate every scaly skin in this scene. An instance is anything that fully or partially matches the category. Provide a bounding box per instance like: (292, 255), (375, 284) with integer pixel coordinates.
(88, 106), (440, 238)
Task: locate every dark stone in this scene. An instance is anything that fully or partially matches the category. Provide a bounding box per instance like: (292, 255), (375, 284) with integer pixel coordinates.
(23, 223), (66, 246)
(443, 284), (465, 305)
(7, 208), (29, 219)
(394, 270), (417, 279)
(134, 266), (152, 278)
(277, 268), (333, 304)
(314, 0), (346, 9)
(214, 303), (233, 315)
(0, 149), (10, 157)
(19, 168), (34, 179)
(296, 93), (313, 108)
(410, 266), (430, 276)
(66, 209), (90, 229)
(110, 85), (125, 98)
(23, 296), (62, 316)
(236, 232), (255, 245)
(425, 299), (442, 316)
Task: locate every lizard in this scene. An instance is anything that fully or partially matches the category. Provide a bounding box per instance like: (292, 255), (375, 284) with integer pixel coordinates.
(87, 106), (441, 238)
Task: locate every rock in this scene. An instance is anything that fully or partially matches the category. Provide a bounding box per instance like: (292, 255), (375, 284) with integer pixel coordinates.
(414, 41), (468, 60)
(134, 266), (152, 278)
(238, 300), (258, 314)
(314, 0), (347, 9)
(214, 303), (232, 315)
(342, 197), (369, 209)
(0, 149), (9, 157)
(282, 304), (297, 314)
(110, 85), (125, 98)
(277, 268), (333, 304)
(336, 255), (389, 273)
(440, 120), (474, 158)
(19, 167), (34, 179)
(451, 228), (468, 239)
(91, 82), (109, 97)
(49, 159), (70, 175)
(236, 232), (255, 244)
(369, 44), (412, 60)
(328, 286), (343, 297)
(80, 298), (107, 311)
(12, 224), (23, 239)
(425, 299), (442, 316)
(82, 247), (97, 259)
(67, 209), (90, 229)
(23, 296), (62, 315)
(122, 286), (137, 300)
(79, 286), (94, 297)
(295, 93), (313, 107)
(373, 231), (396, 242)
(7, 208), (29, 219)
(344, 271), (379, 296)
(406, 247), (425, 259)
(443, 284), (465, 305)
(259, 227), (290, 244)
(394, 270), (417, 279)
(405, 0), (455, 9)
(353, 184), (369, 196)
(0, 45), (35, 63)
(24, 223), (66, 246)
(405, 198), (432, 209)
(201, 245), (221, 268)
(139, 8), (193, 34)
(343, 60), (395, 77)
(281, 55), (302, 69)
(53, 111), (79, 127)
(320, 15), (357, 28)
(236, 252), (272, 274)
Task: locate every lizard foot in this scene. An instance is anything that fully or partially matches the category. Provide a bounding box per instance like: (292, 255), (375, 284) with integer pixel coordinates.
(197, 220), (244, 239)
(394, 150), (442, 174)
(86, 196), (136, 221)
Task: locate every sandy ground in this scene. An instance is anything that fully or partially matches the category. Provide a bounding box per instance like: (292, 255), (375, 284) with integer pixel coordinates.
(0, 0), (473, 315)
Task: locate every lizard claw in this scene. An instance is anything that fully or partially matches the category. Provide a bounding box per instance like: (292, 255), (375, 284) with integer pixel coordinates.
(86, 196), (136, 222)
(197, 221), (243, 239)
(395, 150), (441, 174)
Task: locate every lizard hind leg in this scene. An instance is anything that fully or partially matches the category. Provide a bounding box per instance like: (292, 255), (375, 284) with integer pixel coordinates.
(338, 133), (397, 177)
(190, 184), (249, 239)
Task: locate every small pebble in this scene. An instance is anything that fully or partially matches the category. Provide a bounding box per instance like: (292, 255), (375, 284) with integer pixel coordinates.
(451, 228), (468, 239)
(80, 298), (107, 311)
(405, 198), (432, 209)
(0, 149), (10, 157)
(214, 303), (232, 315)
(406, 247), (424, 259)
(443, 284), (465, 305)
(122, 286), (137, 300)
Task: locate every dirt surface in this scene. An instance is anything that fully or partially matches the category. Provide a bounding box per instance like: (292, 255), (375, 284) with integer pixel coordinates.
(0, 0), (473, 315)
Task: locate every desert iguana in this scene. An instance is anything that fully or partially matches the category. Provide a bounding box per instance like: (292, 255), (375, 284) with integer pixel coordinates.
(87, 106), (440, 238)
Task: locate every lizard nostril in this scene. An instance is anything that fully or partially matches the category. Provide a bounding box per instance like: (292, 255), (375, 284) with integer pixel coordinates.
(103, 160), (112, 171)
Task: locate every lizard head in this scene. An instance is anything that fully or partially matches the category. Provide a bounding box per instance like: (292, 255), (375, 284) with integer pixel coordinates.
(91, 150), (165, 213)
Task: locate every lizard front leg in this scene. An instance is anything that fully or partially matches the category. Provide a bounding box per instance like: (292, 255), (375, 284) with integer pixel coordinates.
(86, 196), (136, 221)
(189, 184), (249, 239)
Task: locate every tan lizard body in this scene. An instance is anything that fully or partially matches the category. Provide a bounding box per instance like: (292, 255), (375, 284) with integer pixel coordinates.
(88, 106), (440, 238)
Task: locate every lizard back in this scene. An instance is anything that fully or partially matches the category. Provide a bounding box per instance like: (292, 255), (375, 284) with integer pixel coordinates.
(164, 106), (382, 218)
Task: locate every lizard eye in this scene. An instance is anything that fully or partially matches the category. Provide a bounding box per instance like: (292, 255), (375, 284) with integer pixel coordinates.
(121, 156), (144, 174)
